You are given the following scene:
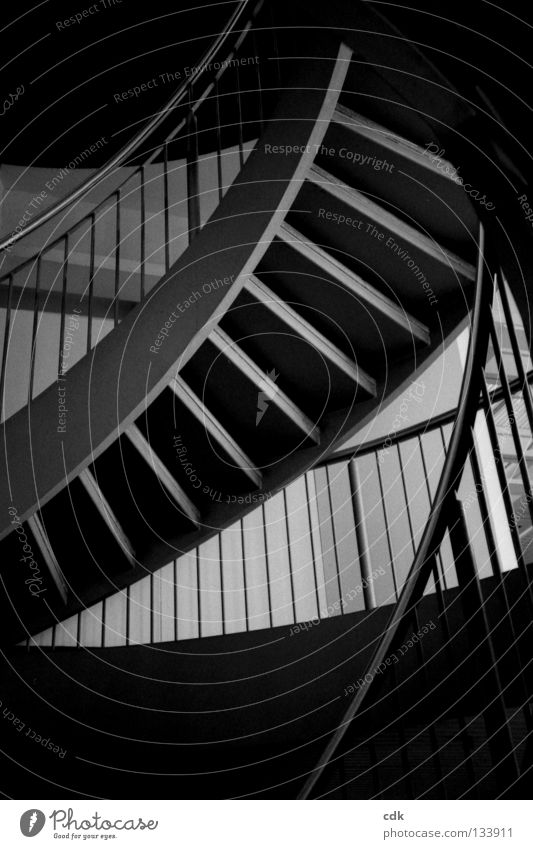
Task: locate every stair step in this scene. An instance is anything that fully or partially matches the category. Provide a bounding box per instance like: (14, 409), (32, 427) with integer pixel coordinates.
(27, 514), (68, 605)
(277, 221), (430, 346)
(332, 105), (459, 181)
(307, 163), (476, 282)
(78, 468), (136, 567)
(210, 326), (322, 444)
(246, 274), (371, 382)
(125, 424), (201, 527)
(322, 104), (478, 255)
(169, 375), (262, 488)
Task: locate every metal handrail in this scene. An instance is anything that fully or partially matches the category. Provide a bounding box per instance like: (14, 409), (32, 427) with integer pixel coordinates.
(299, 222), (494, 798)
(0, 0), (269, 424)
(0, 0), (261, 254)
(319, 368), (533, 469)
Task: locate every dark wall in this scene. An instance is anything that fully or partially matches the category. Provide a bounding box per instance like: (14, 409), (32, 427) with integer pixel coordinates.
(0, 570), (529, 798)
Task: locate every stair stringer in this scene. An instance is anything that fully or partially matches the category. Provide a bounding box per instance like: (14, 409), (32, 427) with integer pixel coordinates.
(0, 37), (352, 540)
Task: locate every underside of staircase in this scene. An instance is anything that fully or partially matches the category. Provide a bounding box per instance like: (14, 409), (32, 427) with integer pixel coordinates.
(1, 567), (530, 799)
(1, 0), (531, 804)
(0, 9), (478, 644)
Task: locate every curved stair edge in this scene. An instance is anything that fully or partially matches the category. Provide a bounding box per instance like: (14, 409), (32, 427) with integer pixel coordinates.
(0, 36), (352, 539)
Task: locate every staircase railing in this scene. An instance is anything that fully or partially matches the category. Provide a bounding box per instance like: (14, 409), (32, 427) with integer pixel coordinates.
(0, 0), (269, 421)
(25, 355), (533, 648)
(299, 219), (533, 797)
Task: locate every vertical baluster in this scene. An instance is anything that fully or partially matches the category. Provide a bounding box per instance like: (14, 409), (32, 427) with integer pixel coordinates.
(126, 584), (131, 647)
(375, 451), (400, 599)
(214, 77), (224, 203)
(375, 455), (400, 600)
(481, 377), (533, 613)
(196, 549), (202, 639)
(325, 464), (343, 612)
(140, 166), (146, 301)
(260, 501), (274, 629)
(149, 572), (154, 646)
(496, 273), (533, 434)
(240, 520), (250, 632)
(173, 559), (178, 643)
(186, 92), (201, 241)
(431, 547), (478, 794)
(397, 441), (417, 554)
(281, 488), (297, 625)
(0, 274), (14, 421)
(269, 0), (281, 88)
(469, 440), (533, 724)
(235, 52), (245, 168)
(57, 235), (69, 381)
(418, 432), (448, 592)
(388, 653), (415, 799)
(488, 312), (533, 531)
(368, 452), (398, 798)
(163, 143), (170, 273)
(348, 461), (376, 609)
(304, 473), (321, 616)
(114, 191), (120, 327)
(413, 604), (448, 798)
(440, 382), (478, 788)
(28, 254), (42, 402)
(402, 435), (449, 795)
(218, 535), (226, 636)
(252, 28), (264, 134)
(87, 213), (95, 354)
(101, 597), (106, 648)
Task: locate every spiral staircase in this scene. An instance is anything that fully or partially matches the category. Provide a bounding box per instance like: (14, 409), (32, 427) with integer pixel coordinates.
(0, 0), (532, 799)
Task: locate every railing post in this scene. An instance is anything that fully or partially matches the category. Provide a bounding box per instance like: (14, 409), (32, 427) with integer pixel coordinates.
(298, 222), (494, 799)
(0, 274), (14, 422)
(186, 105), (201, 242)
(348, 460), (376, 609)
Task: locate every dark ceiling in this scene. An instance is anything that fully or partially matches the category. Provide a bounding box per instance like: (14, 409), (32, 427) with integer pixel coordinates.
(0, 0), (532, 169)
(368, 0), (533, 153)
(0, 0), (238, 167)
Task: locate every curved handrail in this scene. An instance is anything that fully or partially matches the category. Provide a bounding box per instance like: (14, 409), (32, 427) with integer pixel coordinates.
(298, 221), (494, 798)
(0, 0), (261, 253)
(0, 0), (268, 426)
(319, 367), (533, 468)
(0, 35), (352, 540)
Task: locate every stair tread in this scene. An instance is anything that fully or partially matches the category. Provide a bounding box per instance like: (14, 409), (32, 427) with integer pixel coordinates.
(308, 163), (476, 282)
(210, 326), (323, 443)
(79, 468), (136, 566)
(125, 424), (201, 527)
(278, 221), (431, 345)
(333, 104), (461, 182)
(246, 274), (373, 382)
(170, 375), (263, 488)
(27, 514), (68, 605)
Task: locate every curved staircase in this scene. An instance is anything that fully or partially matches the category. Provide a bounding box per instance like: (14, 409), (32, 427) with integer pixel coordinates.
(0, 0), (532, 802)
(0, 9), (478, 644)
